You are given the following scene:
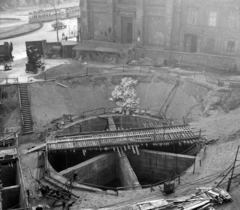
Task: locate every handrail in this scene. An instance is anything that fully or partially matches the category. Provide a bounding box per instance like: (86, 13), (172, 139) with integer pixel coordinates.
(17, 84), (25, 131)
(55, 122), (189, 138)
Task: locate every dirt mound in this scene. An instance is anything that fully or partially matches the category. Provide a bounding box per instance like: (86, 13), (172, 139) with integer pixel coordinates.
(34, 60), (87, 80)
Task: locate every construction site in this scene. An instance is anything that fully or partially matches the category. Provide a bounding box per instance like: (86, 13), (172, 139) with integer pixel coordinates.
(0, 45), (240, 209)
(1, 0), (240, 207)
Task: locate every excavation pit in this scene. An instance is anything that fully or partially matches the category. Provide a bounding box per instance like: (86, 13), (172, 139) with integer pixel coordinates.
(49, 149), (196, 190)
(48, 115), (199, 190)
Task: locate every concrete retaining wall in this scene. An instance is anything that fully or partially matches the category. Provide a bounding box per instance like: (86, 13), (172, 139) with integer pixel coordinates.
(1, 185), (20, 210)
(117, 153), (140, 189)
(126, 149), (195, 183)
(1, 161), (17, 187)
(60, 153), (117, 186)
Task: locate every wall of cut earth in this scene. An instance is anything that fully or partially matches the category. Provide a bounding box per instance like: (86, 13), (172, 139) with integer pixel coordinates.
(29, 74), (213, 132)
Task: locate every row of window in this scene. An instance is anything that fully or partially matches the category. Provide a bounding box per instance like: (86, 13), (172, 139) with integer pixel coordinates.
(205, 38), (237, 53)
(188, 8), (239, 28)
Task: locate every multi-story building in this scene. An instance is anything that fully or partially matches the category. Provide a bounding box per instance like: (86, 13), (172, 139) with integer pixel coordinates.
(180, 0), (240, 58)
(78, 0), (240, 68)
(79, 0), (175, 50)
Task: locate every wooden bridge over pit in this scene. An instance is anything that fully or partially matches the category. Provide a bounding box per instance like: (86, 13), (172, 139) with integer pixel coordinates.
(46, 124), (201, 155)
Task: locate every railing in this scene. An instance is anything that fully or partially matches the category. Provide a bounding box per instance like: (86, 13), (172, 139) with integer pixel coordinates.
(26, 63), (169, 84)
(51, 107), (165, 126)
(0, 132), (17, 147)
(0, 77), (19, 85)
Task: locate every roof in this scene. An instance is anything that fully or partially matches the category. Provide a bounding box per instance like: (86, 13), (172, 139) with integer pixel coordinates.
(61, 41), (78, 46)
(0, 148), (17, 158)
(73, 40), (135, 53)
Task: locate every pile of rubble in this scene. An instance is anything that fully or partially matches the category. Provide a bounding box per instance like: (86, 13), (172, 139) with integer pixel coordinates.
(109, 77), (140, 115)
(129, 57), (164, 66)
(130, 187), (232, 210)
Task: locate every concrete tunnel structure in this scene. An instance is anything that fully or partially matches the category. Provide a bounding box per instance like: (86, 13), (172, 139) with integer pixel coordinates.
(45, 113), (201, 191)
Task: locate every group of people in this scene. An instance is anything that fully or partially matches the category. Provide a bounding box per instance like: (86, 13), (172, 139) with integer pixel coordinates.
(62, 33), (68, 41)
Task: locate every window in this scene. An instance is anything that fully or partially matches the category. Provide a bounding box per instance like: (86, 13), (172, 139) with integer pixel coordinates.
(228, 11), (239, 28)
(188, 8), (198, 25)
(227, 41), (236, 53)
(208, 11), (217, 27)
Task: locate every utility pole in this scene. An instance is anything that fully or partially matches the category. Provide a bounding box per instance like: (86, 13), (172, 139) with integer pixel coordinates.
(47, 0), (59, 41)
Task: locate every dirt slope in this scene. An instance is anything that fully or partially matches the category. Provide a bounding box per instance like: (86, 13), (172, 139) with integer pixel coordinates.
(15, 61), (240, 209)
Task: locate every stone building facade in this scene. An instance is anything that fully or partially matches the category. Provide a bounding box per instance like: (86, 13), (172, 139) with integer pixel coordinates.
(79, 0), (175, 50)
(79, 0), (240, 60)
(180, 0), (240, 58)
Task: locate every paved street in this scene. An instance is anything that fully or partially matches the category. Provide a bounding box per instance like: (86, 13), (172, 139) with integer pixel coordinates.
(1, 18), (78, 60)
(0, 2), (78, 60)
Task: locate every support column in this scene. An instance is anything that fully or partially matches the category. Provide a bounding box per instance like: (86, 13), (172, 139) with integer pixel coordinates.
(108, 116), (117, 131)
(117, 152), (140, 189)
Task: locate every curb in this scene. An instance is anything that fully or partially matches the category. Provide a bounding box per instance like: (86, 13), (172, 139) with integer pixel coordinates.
(0, 22), (43, 40)
(0, 18), (21, 21)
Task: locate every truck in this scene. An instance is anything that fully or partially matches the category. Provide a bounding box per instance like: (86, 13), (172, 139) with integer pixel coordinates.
(51, 20), (67, 30)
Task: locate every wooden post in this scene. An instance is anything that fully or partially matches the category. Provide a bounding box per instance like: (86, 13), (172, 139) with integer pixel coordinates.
(227, 145), (239, 192)
(193, 158), (196, 174)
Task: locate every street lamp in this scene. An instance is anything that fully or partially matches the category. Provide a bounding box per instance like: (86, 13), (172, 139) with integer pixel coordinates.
(47, 0), (59, 41)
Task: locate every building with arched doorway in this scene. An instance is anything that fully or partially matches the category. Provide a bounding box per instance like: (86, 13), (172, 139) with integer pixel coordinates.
(79, 0), (177, 51)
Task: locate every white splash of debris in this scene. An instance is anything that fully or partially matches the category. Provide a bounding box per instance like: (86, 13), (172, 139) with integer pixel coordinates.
(109, 77), (140, 115)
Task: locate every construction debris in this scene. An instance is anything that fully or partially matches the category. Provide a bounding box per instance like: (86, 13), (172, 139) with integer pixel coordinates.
(109, 77), (140, 115)
(128, 57), (164, 66)
(129, 186), (233, 210)
(57, 82), (68, 88)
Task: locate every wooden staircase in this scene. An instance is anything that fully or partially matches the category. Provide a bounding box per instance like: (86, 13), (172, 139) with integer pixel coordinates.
(18, 84), (33, 134)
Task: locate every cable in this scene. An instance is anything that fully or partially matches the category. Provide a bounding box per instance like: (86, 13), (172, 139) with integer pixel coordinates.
(179, 162), (234, 187)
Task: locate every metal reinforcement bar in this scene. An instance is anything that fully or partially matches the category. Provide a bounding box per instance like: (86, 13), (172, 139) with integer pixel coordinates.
(57, 124), (192, 139)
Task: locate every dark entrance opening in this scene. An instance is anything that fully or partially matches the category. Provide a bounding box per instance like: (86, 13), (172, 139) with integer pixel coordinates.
(121, 17), (133, 44)
(184, 34), (198, 53)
